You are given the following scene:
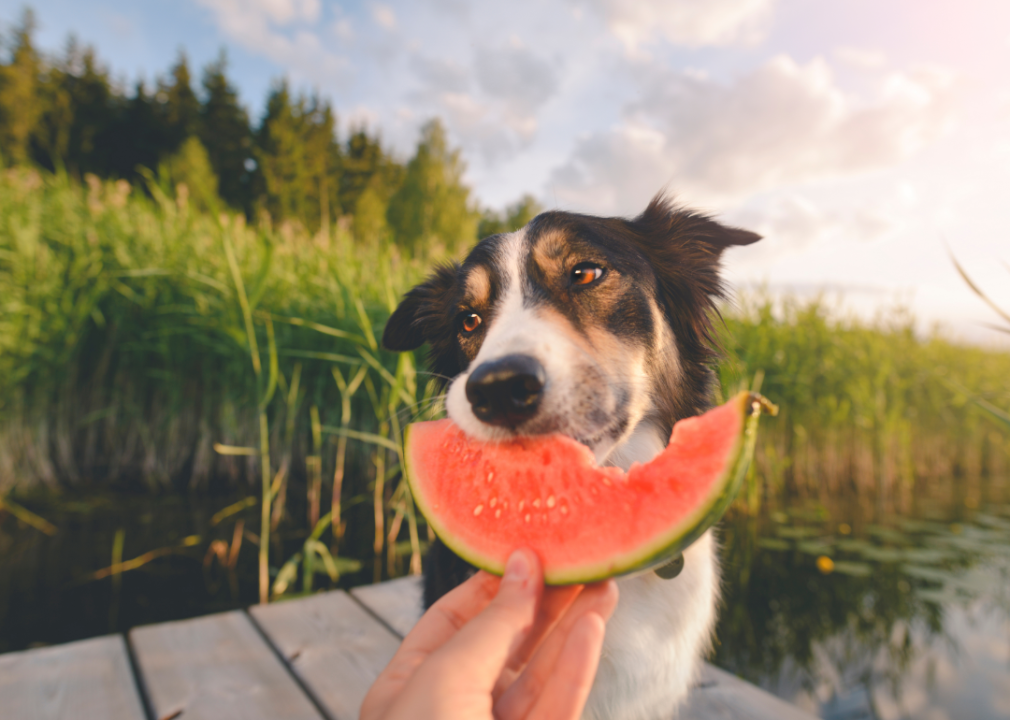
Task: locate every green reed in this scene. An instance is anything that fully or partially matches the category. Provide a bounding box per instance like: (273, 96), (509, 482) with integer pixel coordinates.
(1, 167), (1008, 599)
(718, 295), (1010, 514)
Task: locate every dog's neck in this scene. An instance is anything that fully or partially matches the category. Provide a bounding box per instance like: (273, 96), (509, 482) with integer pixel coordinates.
(601, 421), (667, 472)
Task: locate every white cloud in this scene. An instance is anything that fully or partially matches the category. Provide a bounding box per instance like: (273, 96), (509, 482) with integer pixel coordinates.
(730, 193), (899, 265)
(834, 46), (887, 70)
(474, 42), (559, 115)
(194, 0), (351, 89)
(248, 0), (321, 25)
(331, 18), (353, 40)
(576, 0), (775, 51)
(550, 55), (956, 214)
(373, 4), (397, 30)
(406, 42), (560, 163)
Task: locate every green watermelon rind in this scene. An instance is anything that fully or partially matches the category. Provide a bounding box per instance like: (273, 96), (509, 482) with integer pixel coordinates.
(404, 392), (768, 585)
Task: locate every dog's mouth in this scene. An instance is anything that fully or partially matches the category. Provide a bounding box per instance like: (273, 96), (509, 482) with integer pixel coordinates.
(446, 368), (633, 464)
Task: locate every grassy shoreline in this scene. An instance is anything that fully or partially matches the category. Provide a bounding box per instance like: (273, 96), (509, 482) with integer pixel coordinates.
(2, 168), (1008, 595)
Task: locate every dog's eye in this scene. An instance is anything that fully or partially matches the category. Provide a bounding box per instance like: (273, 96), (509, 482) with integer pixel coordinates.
(571, 263), (604, 287)
(459, 312), (482, 334)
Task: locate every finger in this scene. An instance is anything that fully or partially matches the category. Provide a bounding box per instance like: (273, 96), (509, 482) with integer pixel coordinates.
(527, 612), (607, 720)
(398, 570), (502, 657)
(492, 583), (583, 700)
(424, 549), (543, 691)
(494, 579), (618, 720)
(360, 570), (500, 720)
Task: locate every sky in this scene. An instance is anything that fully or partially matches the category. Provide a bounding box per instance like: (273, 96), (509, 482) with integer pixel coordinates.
(4, 0), (1010, 345)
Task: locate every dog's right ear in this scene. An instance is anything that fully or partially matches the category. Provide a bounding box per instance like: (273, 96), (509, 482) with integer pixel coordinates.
(382, 263), (460, 352)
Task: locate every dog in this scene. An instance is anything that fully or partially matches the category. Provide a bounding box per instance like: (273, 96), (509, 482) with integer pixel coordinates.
(381, 193), (760, 720)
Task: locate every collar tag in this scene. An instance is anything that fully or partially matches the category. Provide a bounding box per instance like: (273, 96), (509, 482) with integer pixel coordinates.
(654, 553), (685, 580)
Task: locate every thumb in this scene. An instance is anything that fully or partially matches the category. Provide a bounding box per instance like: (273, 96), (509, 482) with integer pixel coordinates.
(427, 549), (542, 687)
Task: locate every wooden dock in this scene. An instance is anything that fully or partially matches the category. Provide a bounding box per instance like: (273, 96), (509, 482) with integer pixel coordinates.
(0, 576), (816, 719)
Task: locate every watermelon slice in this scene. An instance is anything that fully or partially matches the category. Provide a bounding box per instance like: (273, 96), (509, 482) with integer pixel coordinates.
(404, 391), (776, 584)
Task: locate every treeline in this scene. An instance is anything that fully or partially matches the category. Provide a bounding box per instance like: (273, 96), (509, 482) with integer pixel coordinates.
(0, 10), (539, 248)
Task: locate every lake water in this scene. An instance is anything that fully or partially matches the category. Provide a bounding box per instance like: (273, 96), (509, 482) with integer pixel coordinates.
(1, 484), (1008, 720)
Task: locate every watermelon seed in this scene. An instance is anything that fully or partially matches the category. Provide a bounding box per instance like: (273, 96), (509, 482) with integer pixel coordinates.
(489, 497), (497, 507)
(602, 477), (611, 487)
(547, 495), (556, 508)
(532, 498), (541, 508)
(518, 500), (525, 511)
(487, 472), (494, 482)
(561, 506), (568, 515)
(495, 509), (501, 519)
(525, 513), (531, 523)
(474, 504), (484, 516)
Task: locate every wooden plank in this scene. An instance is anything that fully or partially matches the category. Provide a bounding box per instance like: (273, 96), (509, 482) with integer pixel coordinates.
(251, 591), (401, 720)
(349, 576), (423, 638)
(351, 577), (818, 720)
(0, 635), (146, 720)
(678, 664), (817, 720)
(130, 610), (322, 720)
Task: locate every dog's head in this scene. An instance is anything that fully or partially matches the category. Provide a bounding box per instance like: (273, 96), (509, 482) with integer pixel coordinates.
(383, 193), (759, 465)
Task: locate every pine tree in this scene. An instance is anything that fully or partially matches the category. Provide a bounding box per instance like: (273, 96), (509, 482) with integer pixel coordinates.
(158, 53), (200, 151)
(255, 81), (341, 232)
(0, 10), (43, 166)
(256, 80), (311, 226)
(160, 135), (220, 212)
(199, 52), (252, 212)
(386, 119), (478, 254)
(303, 98), (341, 236)
(477, 194), (543, 238)
(340, 129), (390, 216)
(339, 128), (403, 243)
(112, 80), (161, 180)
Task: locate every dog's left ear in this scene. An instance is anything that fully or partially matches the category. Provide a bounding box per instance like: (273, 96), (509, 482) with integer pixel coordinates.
(626, 194), (761, 364)
(633, 194), (761, 256)
(382, 263), (460, 352)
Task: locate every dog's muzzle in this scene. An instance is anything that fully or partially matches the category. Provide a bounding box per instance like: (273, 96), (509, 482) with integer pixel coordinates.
(465, 354), (546, 428)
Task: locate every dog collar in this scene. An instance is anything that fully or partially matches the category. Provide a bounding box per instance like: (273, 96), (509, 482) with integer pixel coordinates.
(654, 553), (685, 579)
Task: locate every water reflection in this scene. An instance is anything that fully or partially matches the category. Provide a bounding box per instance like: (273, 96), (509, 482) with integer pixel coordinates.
(2, 487), (1008, 719)
(715, 496), (1010, 720)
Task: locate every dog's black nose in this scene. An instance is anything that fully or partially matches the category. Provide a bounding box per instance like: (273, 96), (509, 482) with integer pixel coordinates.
(465, 354), (546, 428)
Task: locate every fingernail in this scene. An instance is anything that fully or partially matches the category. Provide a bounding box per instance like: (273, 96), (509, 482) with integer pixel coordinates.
(504, 550), (530, 582)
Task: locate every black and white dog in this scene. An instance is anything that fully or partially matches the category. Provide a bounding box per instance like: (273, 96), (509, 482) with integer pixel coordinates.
(382, 193), (760, 720)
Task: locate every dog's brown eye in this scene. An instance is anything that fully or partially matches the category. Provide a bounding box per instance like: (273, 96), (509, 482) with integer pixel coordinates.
(460, 312), (482, 334)
(572, 263), (604, 286)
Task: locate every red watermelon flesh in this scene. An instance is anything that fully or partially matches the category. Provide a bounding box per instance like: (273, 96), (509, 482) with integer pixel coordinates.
(404, 391), (773, 584)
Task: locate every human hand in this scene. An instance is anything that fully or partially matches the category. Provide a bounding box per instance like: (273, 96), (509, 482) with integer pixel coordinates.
(359, 549), (619, 720)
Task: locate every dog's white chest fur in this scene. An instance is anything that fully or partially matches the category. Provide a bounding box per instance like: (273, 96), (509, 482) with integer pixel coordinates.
(584, 426), (721, 720)
(585, 532), (719, 720)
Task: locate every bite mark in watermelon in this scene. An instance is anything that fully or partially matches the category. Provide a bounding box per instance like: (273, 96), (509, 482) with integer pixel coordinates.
(404, 391), (776, 584)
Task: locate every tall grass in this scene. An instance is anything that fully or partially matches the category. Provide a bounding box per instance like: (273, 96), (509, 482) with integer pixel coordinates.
(2, 167), (1009, 599)
(0, 167), (443, 596)
(719, 296), (1010, 514)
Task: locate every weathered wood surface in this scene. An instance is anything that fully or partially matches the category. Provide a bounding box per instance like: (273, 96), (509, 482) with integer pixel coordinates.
(349, 575), (819, 720)
(129, 610), (323, 720)
(2, 574), (818, 720)
(680, 664), (817, 720)
(0, 634), (146, 720)
(250, 590), (401, 720)
(350, 575), (423, 638)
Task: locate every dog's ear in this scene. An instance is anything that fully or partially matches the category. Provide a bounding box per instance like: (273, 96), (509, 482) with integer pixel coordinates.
(626, 193), (761, 368)
(382, 263), (460, 352)
(633, 193), (761, 255)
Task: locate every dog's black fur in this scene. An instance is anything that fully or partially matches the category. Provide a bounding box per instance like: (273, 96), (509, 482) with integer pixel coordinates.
(383, 194), (759, 609)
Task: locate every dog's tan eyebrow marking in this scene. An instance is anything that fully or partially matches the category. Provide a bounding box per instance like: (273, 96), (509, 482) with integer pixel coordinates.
(463, 266), (491, 305)
(532, 230), (569, 276)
